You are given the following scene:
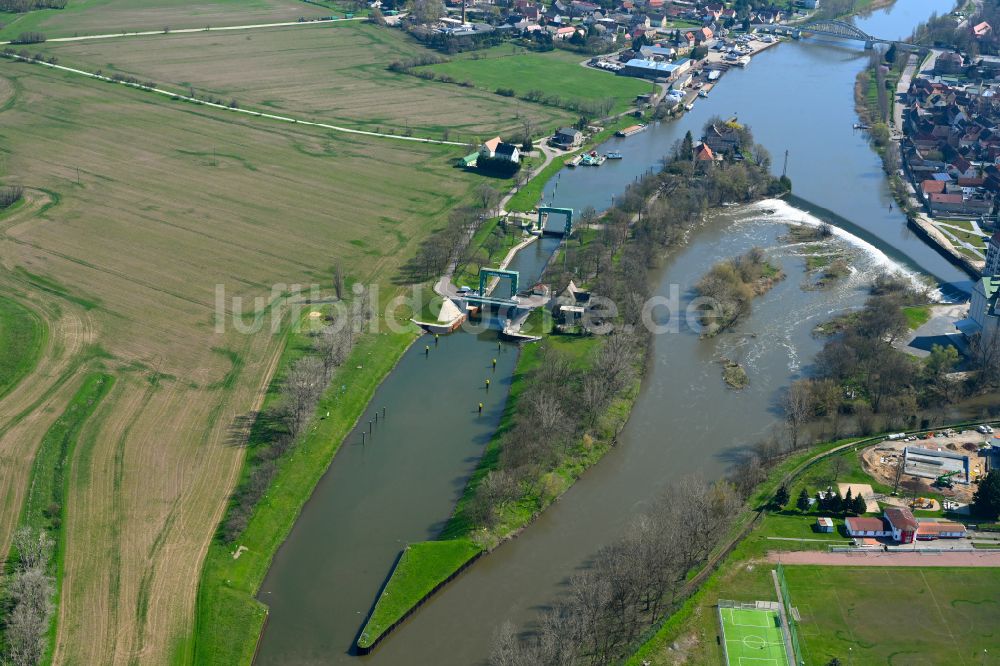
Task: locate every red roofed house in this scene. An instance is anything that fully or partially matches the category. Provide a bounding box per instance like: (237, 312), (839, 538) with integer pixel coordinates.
(695, 142), (715, 161)
(554, 25), (578, 39)
(697, 26), (713, 43)
(915, 521), (967, 539)
(973, 21), (992, 39)
(480, 136), (502, 157)
(884, 506), (918, 544)
(844, 516), (891, 538)
(921, 179), (948, 196)
(846, 507), (966, 543)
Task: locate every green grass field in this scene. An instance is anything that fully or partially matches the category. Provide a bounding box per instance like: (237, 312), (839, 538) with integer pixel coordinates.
(0, 295), (46, 400)
(719, 606), (790, 666)
(357, 539), (482, 650)
(784, 566), (1000, 665)
(421, 47), (652, 116)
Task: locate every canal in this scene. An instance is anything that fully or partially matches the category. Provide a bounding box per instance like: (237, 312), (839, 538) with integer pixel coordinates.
(255, 0), (960, 663)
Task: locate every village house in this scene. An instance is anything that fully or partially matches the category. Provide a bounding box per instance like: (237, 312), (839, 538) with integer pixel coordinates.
(694, 141), (716, 166)
(553, 126), (583, 148)
(973, 20), (992, 40)
(934, 51), (964, 75)
(703, 121), (741, 154)
(479, 137), (520, 163)
(639, 44), (676, 60)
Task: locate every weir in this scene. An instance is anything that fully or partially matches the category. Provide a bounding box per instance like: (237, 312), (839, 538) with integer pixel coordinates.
(255, 0), (964, 661)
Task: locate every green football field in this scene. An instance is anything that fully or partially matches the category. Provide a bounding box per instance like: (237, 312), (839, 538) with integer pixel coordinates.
(719, 607), (791, 666)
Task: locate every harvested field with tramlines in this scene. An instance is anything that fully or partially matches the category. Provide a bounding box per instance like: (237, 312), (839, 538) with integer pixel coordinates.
(0, 0), (330, 42)
(0, 60), (480, 664)
(38, 22), (573, 140)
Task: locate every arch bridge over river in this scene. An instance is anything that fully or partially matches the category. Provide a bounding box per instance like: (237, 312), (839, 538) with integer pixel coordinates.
(753, 19), (924, 49)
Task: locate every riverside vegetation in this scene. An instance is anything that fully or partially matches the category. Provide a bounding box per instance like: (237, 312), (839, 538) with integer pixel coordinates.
(694, 247), (785, 337)
(357, 122), (791, 652)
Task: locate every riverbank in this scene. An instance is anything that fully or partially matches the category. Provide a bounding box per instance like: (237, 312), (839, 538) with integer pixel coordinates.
(352, 331), (640, 652)
(354, 148), (789, 653)
(190, 321), (421, 664)
(507, 115), (638, 212)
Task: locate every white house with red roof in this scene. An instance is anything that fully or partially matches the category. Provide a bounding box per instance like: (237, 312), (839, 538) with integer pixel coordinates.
(845, 506), (966, 544)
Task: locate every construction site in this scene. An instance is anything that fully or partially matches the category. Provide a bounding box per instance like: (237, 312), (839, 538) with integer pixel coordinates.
(861, 429), (996, 503)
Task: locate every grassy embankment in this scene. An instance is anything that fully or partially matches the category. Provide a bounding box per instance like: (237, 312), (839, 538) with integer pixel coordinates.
(441, 333), (623, 544)
(356, 539), (483, 650)
(14, 372), (115, 664)
(357, 330), (636, 650)
(190, 317), (420, 665)
(0, 295), (47, 399)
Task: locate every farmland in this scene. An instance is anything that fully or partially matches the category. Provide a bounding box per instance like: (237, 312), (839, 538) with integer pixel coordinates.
(785, 566), (1000, 665)
(0, 58), (482, 664)
(0, 0), (330, 42)
(38, 22), (574, 139)
(0, 294), (45, 399)
(420, 46), (652, 115)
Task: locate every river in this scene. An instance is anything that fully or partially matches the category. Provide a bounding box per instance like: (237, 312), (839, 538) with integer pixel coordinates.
(255, 1), (958, 663)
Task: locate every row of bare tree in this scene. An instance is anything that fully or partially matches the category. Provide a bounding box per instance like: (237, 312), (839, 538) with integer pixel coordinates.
(466, 332), (640, 531)
(0, 0), (63, 12)
(397, 186), (500, 284)
(489, 478), (742, 666)
(221, 287), (370, 542)
(2, 527), (55, 666)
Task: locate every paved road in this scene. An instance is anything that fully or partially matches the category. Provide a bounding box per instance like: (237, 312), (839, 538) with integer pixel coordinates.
(892, 53), (918, 132)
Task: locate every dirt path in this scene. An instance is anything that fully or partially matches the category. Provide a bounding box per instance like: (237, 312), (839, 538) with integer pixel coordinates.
(4, 54), (468, 147)
(0, 17), (364, 46)
(767, 550), (1000, 567)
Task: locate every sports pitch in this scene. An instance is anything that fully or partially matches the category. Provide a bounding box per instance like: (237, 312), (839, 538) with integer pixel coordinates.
(719, 607), (791, 666)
